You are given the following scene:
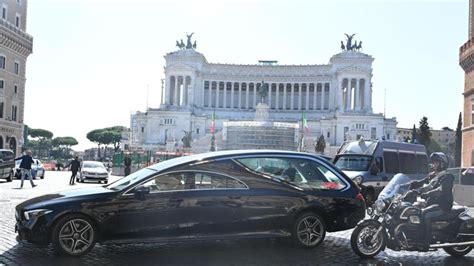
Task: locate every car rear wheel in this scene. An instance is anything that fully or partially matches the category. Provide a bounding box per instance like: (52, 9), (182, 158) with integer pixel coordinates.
(6, 171), (12, 182)
(40, 173), (45, 179)
(444, 246), (473, 257)
(52, 214), (97, 257)
(292, 212), (326, 248)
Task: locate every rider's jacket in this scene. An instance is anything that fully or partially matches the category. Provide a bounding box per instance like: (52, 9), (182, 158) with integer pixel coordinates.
(411, 170), (454, 212)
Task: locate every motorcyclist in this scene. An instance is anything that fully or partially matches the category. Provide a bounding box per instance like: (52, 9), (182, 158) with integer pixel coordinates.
(409, 152), (454, 249)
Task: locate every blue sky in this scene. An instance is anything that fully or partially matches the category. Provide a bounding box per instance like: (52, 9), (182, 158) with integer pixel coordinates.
(25, 0), (467, 150)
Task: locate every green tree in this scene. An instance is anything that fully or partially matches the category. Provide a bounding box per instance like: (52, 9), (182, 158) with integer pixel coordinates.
(87, 129), (103, 159)
(455, 112), (462, 167)
(87, 126), (125, 160)
(28, 128), (54, 157)
(417, 117), (431, 150)
(315, 135), (326, 154)
(52, 136), (79, 158)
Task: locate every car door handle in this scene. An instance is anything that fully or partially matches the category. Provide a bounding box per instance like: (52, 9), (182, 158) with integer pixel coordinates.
(169, 198), (183, 203)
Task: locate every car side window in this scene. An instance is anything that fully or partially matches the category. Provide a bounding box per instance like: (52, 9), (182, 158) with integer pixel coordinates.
(193, 172), (246, 189)
(142, 172), (186, 193)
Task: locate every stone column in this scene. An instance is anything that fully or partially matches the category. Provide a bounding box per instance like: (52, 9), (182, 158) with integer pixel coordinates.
(338, 79), (344, 111)
(209, 81), (213, 108)
(355, 79), (360, 110)
(346, 79), (352, 111)
(268, 83), (272, 108)
(245, 83), (249, 109)
(253, 83), (257, 108)
(321, 83), (326, 110)
(290, 83), (295, 111)
(231, 82), (235, 109)
(276, 84), (280, 110)
(313, 83), (317, 110)
(305, 83), (309, 110)
(238, 82), (242, 109)
(297, 83), (302, 110)
(283, 84), (288, 110)
(174, 76), (179, 106)
(165, 75), (172, 105)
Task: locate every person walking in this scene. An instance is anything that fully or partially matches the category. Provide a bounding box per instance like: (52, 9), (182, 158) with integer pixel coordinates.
(15, 150), (36, 188)
(64, 156), (81, 185)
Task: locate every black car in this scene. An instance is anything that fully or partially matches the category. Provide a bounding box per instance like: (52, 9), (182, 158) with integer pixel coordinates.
(15, 150), (365, 256)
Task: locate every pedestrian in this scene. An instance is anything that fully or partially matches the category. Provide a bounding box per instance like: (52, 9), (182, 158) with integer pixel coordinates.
(64, 156), (81, 185)
(123, 154), (131, 176)
(15, 150), (36, 188)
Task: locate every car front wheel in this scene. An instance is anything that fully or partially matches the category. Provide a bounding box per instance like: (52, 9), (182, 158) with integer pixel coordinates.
(52, 214), (97, 257)
(292, 212), (326, 248)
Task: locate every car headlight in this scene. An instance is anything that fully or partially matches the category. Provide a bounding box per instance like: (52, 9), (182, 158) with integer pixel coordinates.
(374, 199), (386, 214)
(353, 175), (363, 186)
(24, 209), (52, 221)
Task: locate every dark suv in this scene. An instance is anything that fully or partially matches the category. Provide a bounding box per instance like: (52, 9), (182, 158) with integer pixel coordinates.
(0, 149), (15, 182)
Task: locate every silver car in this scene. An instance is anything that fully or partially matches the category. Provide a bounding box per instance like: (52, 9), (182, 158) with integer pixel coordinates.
(77, 161), (109, 184)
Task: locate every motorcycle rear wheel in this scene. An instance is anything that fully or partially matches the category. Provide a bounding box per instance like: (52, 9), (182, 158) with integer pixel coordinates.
(443, 246), (472, 257)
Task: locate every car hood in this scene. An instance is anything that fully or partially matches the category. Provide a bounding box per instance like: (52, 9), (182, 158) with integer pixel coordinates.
(342, 170), (366, 179)
(82, 167), (107, 174)
(16, 186), (114, 211)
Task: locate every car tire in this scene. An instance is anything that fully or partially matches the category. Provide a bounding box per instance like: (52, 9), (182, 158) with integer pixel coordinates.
(80, 179), (84, 183)
(292, 212), (326, 249)
(104, 180), (108, 184)
(41, 173), (45, 179)
(6, 171), (12, 182)
(52, 214), (97, 257)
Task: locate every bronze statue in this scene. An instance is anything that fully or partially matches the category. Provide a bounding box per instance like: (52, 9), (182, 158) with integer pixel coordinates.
(180, 39), (185, 49)
(357, 41), (362, 50)
(186, 33), (194, 49)
(181, 130), (193, 148)
(258, 80), (268, 103)
(344, 33), (356, 51)
(340, 41), (345, 51)
(193, 40), (197, 49)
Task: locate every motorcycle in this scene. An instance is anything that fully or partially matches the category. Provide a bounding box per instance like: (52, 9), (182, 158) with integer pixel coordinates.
(351, 173), (474, 258)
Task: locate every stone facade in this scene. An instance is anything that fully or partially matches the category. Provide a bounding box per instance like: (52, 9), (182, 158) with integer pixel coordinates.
(459, 0), (474, 167)
(128, 39), (397, 155)
(0, 0), (33, 156)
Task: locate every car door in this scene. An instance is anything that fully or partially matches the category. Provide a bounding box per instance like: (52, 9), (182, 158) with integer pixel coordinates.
(179, 170), (250, 236)
(101, 172), (191, 241)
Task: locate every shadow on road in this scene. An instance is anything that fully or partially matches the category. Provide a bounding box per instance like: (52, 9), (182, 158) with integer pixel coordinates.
(1, 235), (473, 265)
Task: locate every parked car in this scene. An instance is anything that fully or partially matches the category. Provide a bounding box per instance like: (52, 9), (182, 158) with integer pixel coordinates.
(14, 158), (45, 179)
(77, 161), (109, 183)
(15, 150), (365, 256)
(0, 149), (14, 182)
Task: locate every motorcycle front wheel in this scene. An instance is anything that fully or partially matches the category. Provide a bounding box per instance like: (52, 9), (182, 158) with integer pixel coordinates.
(443, 246), (472, 257)
(351, 220), (386, 259)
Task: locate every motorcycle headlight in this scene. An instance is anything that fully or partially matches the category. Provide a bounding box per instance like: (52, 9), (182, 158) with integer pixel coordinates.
(24, 209), (52, 221)
(409, 215), (421, 224)
(353, 175), (363, 186)
(374, 199), (386, 214)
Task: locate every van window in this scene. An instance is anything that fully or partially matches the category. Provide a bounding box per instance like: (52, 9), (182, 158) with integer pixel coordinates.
(383, 151), (399, 174)
(416, 155), (428, 174)
(399, 153), (416, 174)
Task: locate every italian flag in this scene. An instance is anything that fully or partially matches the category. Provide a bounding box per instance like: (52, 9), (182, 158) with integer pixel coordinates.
(302, 112), (309, 133)
(210, 110), (216, 134)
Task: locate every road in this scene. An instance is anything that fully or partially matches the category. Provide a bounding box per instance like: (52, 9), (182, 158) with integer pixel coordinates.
(0, 171), (473, 265)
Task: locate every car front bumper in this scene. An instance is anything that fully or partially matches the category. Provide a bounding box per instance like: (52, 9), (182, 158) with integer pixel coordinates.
(15, 211), (49, 245)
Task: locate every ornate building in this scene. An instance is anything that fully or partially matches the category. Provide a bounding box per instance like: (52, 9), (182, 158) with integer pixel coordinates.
(0, 0), (33, 155)
(129, 34), (397, 154)
(459, 0), (474, 167)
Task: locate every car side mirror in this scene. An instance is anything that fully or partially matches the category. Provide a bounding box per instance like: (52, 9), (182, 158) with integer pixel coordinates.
(134, 185), (150, 199)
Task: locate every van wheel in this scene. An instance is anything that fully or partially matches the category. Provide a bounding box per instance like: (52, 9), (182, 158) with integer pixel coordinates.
(6, 171), (12, 182)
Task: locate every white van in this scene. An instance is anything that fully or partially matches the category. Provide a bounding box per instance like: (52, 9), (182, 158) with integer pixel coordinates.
(333, 139), (428, 203)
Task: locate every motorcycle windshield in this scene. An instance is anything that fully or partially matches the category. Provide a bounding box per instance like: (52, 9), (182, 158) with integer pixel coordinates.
(378, 174), (411, 200)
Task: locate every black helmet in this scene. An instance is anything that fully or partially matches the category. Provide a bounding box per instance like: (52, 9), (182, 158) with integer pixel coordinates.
(430, 152), (448, 171)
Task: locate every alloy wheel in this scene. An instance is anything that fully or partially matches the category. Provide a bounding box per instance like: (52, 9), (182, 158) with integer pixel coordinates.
(58, 219), (94, 255)
(296, 215), (324, 247)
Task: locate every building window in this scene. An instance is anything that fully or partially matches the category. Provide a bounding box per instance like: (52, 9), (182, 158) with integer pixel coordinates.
(141, 126), (144, 133)
(371, 127), (376, 139)
(0, 80), (4, 90)
(386, 133), (391, 140)
(196, 128), (200, 134)
(327, 132), (330, 138)
(2, 5), (7, 20)
(0, 102), (3, 118)
(14, 61), (19, 75)
(11, 105), (17, 121)
(15, 13), (20, 27)
(0, 56), (5, 69)
(164, 118), (173, 125)
(14, 84), (17, 94)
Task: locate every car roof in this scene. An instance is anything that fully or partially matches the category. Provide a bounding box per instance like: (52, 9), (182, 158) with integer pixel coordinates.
(82, 161), (104, 165)
(148, 149), (327, 172)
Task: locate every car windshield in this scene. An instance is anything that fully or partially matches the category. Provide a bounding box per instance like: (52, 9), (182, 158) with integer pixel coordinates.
(106, 168), (157, 191)
(82, 162), (106, 169)
(334, 155), (373, 171)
